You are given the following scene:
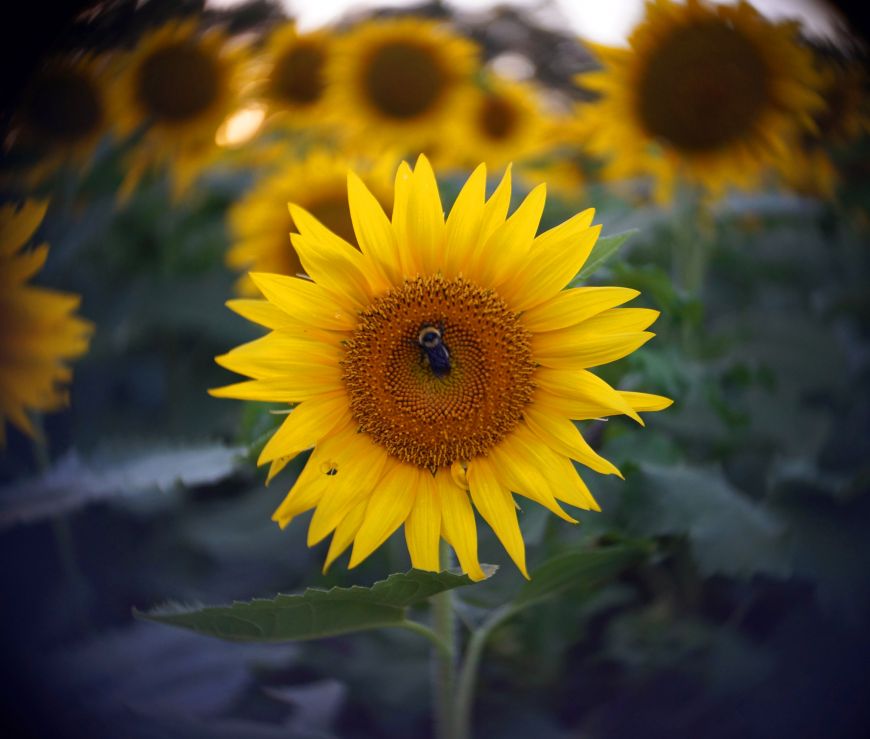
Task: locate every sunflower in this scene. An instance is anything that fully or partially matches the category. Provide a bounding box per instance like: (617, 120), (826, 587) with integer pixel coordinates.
(257, 22), (335, 126)
(575, 0), (823, 198)
(444, 75), (549, 170)
(778, 57), (870, 197)
(327, 17), (478, 152)
(212, 156), (670, 579)
(11, 55), (109, 181)
(112, 20), (247, 197)
(0, 201), (93, 446)
(226, 151), (395, 296)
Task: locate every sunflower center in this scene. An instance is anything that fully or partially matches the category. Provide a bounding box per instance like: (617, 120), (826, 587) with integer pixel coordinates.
(269, 42), (326, 105)
(342, 275), (536, 470)
(478, 93), (518, 141)
(23, 70), (103, 143)
(363, 42), (446, 120)
(636, 20), (769, 152)
(136, 41), (220, 123)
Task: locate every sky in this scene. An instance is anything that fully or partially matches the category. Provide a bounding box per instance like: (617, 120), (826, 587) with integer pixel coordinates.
(206, 0), (841, 44)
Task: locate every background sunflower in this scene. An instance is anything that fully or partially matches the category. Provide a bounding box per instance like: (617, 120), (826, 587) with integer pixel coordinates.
(327, 17), (479, 153)
(576, 0), (825, 198)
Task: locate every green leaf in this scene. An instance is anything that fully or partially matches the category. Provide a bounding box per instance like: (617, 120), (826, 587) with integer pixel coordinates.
(0, 441), (245, 529)
(570, 229), (637, 285)
(515, 540), (649, 608)
(627, 463), (791, 578)
(136, 567), (496, 642)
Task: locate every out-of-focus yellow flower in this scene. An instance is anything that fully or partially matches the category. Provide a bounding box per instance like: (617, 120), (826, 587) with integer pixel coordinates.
(327, 17), (478, 152)
(211, 156), (671, 579)
(226, 150), (394, 296)
(442, 76), (549, 170)
(10, 55), (110, 182)
(111, 20), (248, 199)
(778, 58), (870, 197)
(0, 202), (93, 446)
(256, 23), (336, 127)
(575, 0), (823, 200)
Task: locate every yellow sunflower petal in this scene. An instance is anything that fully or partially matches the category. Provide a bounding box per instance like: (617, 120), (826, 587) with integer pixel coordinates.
(347, 171), (401, 285)
(467, 456), (528, 578)
(502, 213), (600, 311)
(306, 432), (391, 546)
(477, 183), (547, 287)
(443, 163), (487, 278)
(407, 155), (446, 275)
(249, 272), (357, 331)
(209, 370), (343, 403)
(532, 331), (655, 369)
(581, 307), (660, 333)
(405, 471), (441, 571)
(523, 408), (622, 478)
(437, 471), (486, 581)
(536, 368), (643, 424)
(0, 201), (48, 256)
(489, 435), (577, 523)
(258, 391), (350, 465)
(323, 500), (368, 573)
(349, 462), (419, 568)
(521, 286), (640, 332)
(621, 391), (674, 412)
(289, 216), (379, 307)
(225, 299), (299, 330)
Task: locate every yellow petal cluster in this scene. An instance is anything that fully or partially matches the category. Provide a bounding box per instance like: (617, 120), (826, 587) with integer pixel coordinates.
(0, 202), (93, 446)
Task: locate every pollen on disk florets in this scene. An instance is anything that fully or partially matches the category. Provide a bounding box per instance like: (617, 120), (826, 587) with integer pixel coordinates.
(341, 274), (536, 470)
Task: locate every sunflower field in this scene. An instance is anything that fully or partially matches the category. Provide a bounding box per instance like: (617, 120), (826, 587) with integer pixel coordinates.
(1, 1), (869, 737)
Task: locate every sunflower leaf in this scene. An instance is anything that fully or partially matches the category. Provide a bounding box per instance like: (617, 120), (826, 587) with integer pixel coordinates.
(514, 539), (649, 608)
(571, 229), (637, 284)
(135, 566), (496, 642)
(0, 441), (245, 529)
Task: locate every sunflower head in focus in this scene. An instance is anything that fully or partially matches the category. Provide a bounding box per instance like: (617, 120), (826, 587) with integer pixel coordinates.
(576, 0), (824, 198)
(226, 151), (394, 296)
(0, 202), (93, 446)
(444, 75), (548, 169)
(212, 156), (671, 579)
(11, 55), (109, 180)
(328, 17), (478, 151)
(112, 20), (247, 197)
(257, 23), (335, 125)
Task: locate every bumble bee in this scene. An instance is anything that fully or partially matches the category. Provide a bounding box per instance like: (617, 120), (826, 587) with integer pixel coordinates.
(418, 323), (450, 377)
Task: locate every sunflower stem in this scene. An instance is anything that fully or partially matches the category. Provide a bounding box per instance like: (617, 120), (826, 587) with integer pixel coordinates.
(31, 419), (92, 634)
(432, 540), (458, 739)
(455, 604), (516, 739)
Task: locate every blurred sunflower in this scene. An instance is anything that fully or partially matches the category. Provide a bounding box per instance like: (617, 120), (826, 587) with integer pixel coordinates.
(12, 55), (109, 181)
(112, 20), (247, 197)
(226, 151), (394, 296)
(0, 202), (93, 446)
(778, 57), (870, 197)
(212, 156), (671, 579)
(258, 23), (334, 126)
(327, 17), (478, 151)
(576, 0), (823, 198)
(445, 76), (548, 169)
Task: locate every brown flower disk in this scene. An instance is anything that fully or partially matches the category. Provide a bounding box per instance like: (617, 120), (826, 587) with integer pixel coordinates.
(342, 275), (536, 470)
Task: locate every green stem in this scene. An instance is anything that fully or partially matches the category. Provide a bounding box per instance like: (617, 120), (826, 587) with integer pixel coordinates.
(454, 605), (517, 739)
(31, 419), (91, 634)
(397, 619), (452, 660)
(432, 540), (457, 739)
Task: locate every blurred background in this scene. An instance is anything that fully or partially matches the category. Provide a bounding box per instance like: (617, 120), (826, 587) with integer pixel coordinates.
(1, 0), (869, 737)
